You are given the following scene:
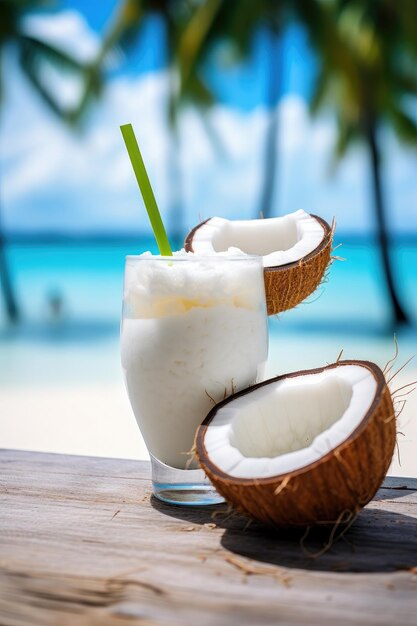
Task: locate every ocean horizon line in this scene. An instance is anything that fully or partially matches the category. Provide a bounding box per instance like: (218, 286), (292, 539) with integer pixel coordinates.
(4, 231), (417, 247)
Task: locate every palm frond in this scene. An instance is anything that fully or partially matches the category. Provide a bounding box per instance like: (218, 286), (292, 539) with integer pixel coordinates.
(184, 73), (214, 108)
(334, 115), (356, 160)
(391, 71), (417, 97)
(224, 0), (266, 58)
(178, 0), (223, 88)
(310, 66), (330, 114)
(18, 44), (69, 119)
(102, 0), (144, 56)
(67, 0), (144, 125)
(388, 106), (417, 146)
(0, 48), (3, 103)
(66, 65), (103, 125)
(18, 34), (85, 73)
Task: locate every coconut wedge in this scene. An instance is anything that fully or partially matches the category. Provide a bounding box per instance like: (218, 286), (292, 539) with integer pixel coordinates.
(185, 210), (333, 315)
(196, 361), (395, 528)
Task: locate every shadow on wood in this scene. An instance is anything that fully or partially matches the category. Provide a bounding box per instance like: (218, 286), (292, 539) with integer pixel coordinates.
(152, 492), (417, 574)
(221, 507), (417, 574)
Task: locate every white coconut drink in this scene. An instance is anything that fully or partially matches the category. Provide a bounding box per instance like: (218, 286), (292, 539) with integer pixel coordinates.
(196, 360), (396, 527)
(120, 123), (394, 517)
(121, 252), (268, 470)
(185, 210), (333, 315)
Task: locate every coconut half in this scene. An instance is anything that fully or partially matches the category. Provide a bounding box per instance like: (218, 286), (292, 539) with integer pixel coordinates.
(196, 361), (395, 528)
(185, 210), (333, 316)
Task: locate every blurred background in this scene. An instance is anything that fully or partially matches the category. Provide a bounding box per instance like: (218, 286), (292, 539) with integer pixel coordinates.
(0, 0), (416, 475)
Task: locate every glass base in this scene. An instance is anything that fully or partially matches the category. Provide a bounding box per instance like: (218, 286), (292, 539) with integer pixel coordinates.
(151, 455), (225, 507)
(153, 483), (224, 506)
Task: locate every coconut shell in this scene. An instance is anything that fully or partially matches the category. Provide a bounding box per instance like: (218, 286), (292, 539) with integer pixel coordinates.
(184, 215), (333, 316)
(196, 361), (396, 528)
(263, 215), (333, 315)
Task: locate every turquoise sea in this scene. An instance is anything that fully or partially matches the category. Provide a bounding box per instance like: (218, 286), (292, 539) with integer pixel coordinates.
(1, 238), (416, 387)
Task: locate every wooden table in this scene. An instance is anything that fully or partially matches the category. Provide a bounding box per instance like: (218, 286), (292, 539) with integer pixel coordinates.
(1, 450), (416, 626)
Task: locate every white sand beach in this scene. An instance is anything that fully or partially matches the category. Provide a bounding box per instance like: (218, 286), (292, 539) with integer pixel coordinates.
(1, 370), (415, 478)
(0, 382), (148, 461)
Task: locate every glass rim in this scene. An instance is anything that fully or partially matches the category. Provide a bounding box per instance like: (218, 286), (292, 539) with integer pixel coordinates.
(125, 253), (263, 263)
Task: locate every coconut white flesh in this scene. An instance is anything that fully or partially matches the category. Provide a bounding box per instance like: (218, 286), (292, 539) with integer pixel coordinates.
(191, 210), (325, 268)
(203, 365), (377, 479)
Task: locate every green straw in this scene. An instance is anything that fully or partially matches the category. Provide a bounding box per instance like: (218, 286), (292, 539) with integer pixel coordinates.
(120, 123), (173, 256)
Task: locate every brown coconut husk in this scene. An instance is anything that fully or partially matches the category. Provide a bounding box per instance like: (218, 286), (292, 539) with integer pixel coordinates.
(196, 360), (396, 529)
(263, 215), (333, 315)
(184, 214), (333, 316)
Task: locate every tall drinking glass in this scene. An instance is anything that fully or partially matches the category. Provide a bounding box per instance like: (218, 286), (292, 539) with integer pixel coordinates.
(121, 254), (268, 505)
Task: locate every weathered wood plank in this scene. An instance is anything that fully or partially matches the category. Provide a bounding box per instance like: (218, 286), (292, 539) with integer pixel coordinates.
(0, 449), (416, 626)
(383, 475), (417, 490)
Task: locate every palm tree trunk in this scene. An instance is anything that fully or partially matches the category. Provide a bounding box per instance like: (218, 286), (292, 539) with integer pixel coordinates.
(259, 101), (279, 220)
(168, 124), (184, 251)
(167, 59), (184, 251)
(0, 222), (19, 323)
(258, 26), (281, 220)
(364, 113), (408, 326)
(0, 45), (19, 323)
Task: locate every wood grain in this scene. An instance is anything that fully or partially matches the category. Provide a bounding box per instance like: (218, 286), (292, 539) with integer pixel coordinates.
(0, 449), (416, 626)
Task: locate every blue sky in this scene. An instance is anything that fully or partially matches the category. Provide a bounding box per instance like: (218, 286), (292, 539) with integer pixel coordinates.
(0, 1), (416, 238)
(62, 0), (316, 106)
